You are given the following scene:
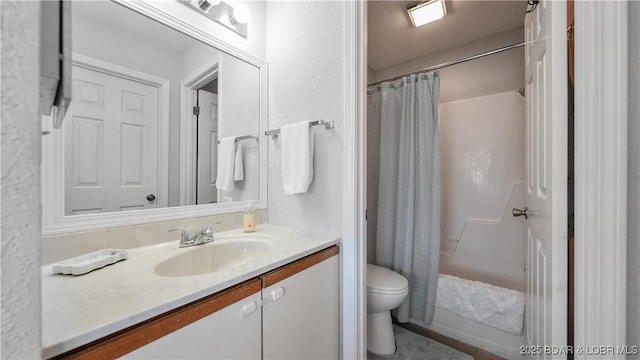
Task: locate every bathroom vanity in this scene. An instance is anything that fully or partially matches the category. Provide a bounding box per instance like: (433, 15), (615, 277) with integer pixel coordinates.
(42, 226), (339, 359)
(40, 2), (342, 359)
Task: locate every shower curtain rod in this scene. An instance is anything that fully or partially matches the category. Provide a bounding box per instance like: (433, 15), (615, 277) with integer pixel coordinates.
(367, 41), (525, 87)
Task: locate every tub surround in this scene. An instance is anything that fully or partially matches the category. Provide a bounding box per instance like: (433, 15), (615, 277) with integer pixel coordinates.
(422, 307), (526, 359)
(439, 91), (526, 292)
(41, 224), (339, 358)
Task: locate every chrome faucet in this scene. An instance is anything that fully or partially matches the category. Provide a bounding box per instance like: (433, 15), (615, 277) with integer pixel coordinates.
(169, 222), (221, 248)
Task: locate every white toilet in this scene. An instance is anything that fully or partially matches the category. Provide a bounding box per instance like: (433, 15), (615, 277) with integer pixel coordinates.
(367, 263), (409, 355)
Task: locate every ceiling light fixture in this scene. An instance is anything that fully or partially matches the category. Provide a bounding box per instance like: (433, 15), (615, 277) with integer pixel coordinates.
(407, 0), (447, 27)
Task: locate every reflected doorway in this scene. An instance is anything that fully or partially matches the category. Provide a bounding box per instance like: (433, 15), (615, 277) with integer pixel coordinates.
(195, 79), (219, 204)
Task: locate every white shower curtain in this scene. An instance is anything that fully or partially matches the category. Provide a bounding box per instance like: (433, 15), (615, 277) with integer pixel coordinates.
(368, 72), (441, 325)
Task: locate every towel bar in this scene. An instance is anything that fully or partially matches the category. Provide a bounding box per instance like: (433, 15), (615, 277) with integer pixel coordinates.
(216, 135), (259, 144)
(264, 120), (335, 139)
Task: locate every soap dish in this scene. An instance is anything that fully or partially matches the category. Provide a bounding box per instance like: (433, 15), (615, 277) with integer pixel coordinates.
(52, 249), (129, 276)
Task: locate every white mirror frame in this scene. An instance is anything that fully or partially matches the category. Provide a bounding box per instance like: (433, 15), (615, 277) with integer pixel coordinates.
(41, 0), (268, 235)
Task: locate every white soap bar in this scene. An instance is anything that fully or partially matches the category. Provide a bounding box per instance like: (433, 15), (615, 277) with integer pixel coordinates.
(52, 249), (129, 276)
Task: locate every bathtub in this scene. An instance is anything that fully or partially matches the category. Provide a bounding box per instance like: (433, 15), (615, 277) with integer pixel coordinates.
(432, 91), (528, 359)
(407, 272), (526, 359)
(433, 178), (527, 359)
(417, 304), (526, 360)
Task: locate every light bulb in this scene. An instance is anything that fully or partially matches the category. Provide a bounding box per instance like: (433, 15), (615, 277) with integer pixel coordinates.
(197, 0), (221, 13)
(232, 4), (249, 24)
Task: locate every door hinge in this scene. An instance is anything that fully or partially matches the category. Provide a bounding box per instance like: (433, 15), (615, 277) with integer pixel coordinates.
(193, 106), (200, 116)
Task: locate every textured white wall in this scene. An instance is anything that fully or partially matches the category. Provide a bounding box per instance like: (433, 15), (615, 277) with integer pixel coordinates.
(265, 1), (344, 237)
(628, 1), (640, 351)
(371, 27), (524, 103)
(1, 1), (43, 357)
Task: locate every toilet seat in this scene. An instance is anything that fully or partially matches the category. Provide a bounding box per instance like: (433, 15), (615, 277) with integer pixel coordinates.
(367, 264), (409, 295)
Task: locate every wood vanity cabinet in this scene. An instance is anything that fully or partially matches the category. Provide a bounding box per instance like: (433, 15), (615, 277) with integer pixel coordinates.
(122, 280), (262, 359)
(53, 246), (339, 360)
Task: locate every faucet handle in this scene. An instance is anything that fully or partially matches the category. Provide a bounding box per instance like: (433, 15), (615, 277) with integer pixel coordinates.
(169, 229), (194, 246)
(204, 221), (222, 233)
(200, 221), (222, 243)
(201, 222), (218, 241)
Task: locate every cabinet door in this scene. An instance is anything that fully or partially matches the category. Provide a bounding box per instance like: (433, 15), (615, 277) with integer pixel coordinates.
(123, 283), (261, 359)
(262, 248), (339, 360)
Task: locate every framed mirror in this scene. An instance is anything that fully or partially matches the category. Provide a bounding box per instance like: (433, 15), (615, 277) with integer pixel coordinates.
(42, 0), (267, 235)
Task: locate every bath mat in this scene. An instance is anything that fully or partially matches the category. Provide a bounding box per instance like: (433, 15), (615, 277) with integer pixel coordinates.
(368, 325), (473, 360)
(436, 274), (525, 335)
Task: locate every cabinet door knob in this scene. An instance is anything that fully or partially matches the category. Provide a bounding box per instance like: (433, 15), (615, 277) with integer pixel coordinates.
(271, 287), (285, 302)
(242, 301), (258, 316)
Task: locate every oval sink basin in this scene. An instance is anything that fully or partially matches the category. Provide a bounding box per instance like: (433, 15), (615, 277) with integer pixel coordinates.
(155, 237), (272, 277)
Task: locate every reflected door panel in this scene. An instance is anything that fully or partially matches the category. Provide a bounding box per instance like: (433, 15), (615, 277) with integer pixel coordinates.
(197, 89), (219, 204)
(64, 65), (159, 215)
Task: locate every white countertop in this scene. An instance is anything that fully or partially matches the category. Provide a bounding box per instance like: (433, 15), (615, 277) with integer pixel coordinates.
(41, 225), (340, 358)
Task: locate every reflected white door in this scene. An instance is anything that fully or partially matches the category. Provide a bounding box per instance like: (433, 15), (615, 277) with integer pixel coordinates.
(64, 65), (159, 215)
(524, 0), (567, 356)
(197, 89), (218, 204)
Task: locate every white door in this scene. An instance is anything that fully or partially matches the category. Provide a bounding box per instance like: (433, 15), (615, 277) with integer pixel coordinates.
(523, 0), (567, 356)
(196, 89), (219, 204)
(64, 65), (159, 215)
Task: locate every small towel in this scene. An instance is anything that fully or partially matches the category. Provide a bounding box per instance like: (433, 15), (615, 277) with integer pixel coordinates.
(281, 121), (314, 195)
(234, 143), (244, 181)
(216, 136), (236, 192)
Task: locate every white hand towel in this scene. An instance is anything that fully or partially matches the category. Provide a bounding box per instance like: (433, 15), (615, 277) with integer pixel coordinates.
(216, 136), (236, 192)
(281, 121), (314, 195)
(234, 143), (244, 181)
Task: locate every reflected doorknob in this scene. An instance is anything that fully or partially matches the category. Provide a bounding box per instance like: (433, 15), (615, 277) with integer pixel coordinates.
(512, 207), (528, 219)
(146, 194), (156, 201)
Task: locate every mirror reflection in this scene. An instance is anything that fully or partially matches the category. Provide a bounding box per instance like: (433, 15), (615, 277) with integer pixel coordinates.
(65, 1), (260, 216)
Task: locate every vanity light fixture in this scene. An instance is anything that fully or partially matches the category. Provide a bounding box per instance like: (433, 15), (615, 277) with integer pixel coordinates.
(197, 0), (221, 13)
(407, 0), (447, 27)
(181, 0), (248, 37)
